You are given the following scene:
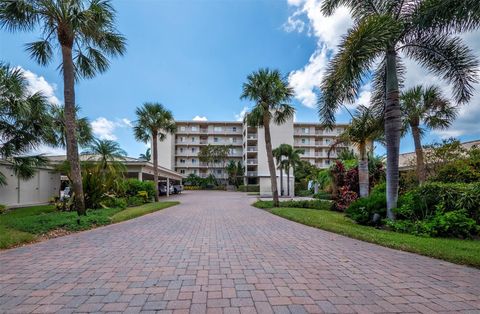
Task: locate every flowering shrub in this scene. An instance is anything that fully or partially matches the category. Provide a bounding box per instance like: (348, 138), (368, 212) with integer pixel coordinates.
(334, 186), (358, 212)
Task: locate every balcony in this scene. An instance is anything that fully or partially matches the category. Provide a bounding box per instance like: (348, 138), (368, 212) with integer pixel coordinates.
(247, 147), (257, 152)
(247, 135), (257, 140)
(247, 171), (258, 177)
(247, 159), (258, 165)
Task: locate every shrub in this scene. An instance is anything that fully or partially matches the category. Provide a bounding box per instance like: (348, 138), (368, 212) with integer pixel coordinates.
(238, 185), (259, 192)
(346, 183), (386, 225)
(433, 160), (480, 183)
(0, 204), (6, 214)
(313, 191), (332, 200)
(127, 196), (144, 207)
(254, 199), (332, 211)
(295, 189), (312, 197)
(184, 186), (202, 190)
(124, 179), (155, 200)
(102, 197), (127, 209)
(333, 186), (358, 212)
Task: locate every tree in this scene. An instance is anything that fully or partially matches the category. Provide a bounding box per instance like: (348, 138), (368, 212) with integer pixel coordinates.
(318, 0), (479, 218)
(241, 68), (295, 207)
(0, 0), (127, 215)
(225, 160), (244, 187)
(400, 85), (457, 183)
(0, 63), (52, 186)
(133, 103), (175, 202)
(283, 145), (304, 197)
(273, 144), (289, 196)
(139, 148), (151, 161)
(198, 144), (231, 181)
(329, 106), (382, 197)
(82, 139), (126, 173)
(47, 105), (93, 149)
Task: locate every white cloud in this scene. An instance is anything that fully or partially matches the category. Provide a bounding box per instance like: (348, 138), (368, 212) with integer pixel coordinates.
(91, 117), (132, 141)
(234, 106), (249, 121)
(192, 115), (208, 121)
(285, 0), (353, 109)
(32, 144), (66, 156)
(16, 67), (61, 105)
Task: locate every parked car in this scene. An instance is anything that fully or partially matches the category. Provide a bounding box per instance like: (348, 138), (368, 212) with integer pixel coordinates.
(173, 184), (183, 194)
(159, 184), (175, 195)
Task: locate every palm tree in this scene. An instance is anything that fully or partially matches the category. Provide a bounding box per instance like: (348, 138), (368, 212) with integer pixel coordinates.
(318, 0), (479, 218)
(133, 103), (176, 202)
(82, 139), (126, 173)
(401, 85), (457, 184)
(282, 145), (304, 197)
(0, 63), (52, 185)
(241, 68), (295, 207)
(47, 105), (93, 149)
(329, 106), (383, 197)
(273, 144), (289, 196)
(0, 0), (126, 215)
(139, 148), (151, 161)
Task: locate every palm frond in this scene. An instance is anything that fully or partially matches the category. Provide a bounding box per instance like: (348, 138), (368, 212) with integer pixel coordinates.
(0, 0), (37, 32)
(25, 39), (54, 66)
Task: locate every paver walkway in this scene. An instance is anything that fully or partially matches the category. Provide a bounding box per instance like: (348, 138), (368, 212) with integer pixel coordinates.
(1, 191), (479, 314)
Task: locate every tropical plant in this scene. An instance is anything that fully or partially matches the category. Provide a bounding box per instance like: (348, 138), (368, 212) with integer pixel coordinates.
(47, 105), (93, 149)
(401, 85), (457, 183)
(318, 0), (479, 218)
(329, 106), (382, 197)
(139, 148), (151, 161)
(133, 103), (176, 201)
(82, 139), (126, 174)
(282, 145), (304, 196)
(241, 68), (295, 207)
(273, 144), (289, 196)
(226, 160), (244, 187)
(198, 144), (231, 180)
(0, 0), (127, 215)
(0, 63), (52, 186)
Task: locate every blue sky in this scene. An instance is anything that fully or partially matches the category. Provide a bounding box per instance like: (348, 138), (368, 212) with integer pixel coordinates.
(1, 0), (479, 158)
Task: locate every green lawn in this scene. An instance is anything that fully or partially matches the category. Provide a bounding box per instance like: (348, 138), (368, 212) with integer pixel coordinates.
(0, 201), (179, 249)
(254, 201), (480, 268)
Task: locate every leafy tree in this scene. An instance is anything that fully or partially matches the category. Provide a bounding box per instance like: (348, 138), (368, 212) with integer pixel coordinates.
(401, 85), (457, 183)
(225, 160), (244, 187)
(139, 148), (151, 161)
(82, 139), (126, 172)
(318, 0), (479, 218)
(0, 0), (126, 215)
(198, 144), (231, 180)
(282, 144), (304, 196)
(0, 63), (51, 186)
(241, 68), (295, 207)
(329, 106), (383, 197)
(273, 144), (289, 196)
(133, 103), (175, 201)
(47, 105), (93, 149)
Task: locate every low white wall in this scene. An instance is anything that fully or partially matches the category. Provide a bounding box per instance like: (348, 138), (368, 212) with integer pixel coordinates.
(259, 176), (295, 197)
(0, 165), (61, 208)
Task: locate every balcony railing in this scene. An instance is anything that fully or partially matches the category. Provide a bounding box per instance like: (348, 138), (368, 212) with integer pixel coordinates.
(247, 135), (257, 140)
(247, 147), (257, 152)
(247, 171), (258, 177)
(247, 159), (258, 165)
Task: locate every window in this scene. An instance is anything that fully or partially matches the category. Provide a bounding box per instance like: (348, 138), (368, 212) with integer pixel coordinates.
(191, 126), (198, 131)
(232, 137), (237, 143)
(230, 148), (236, 155)
(301, 138), (309, 144)
(180, 159), (186, 164)
(325, 139), (331, 144)
(191, 147), (195, 153)
(214, 126), (222, 132)
(303, 127), (309, 134)
(193, 169), (197, 174)
(180, 136), (185, 142)
(229, 137), (234, 143)
(325, 160), (331, 165)
(192, 159), (196, 164)
(180, 169), (185, 174)
(179, 147), (184, 153)
(214, 137), (219, 143)
(232, 127), (237, 132)
(180, 126), (186, 131)
(216, 169), (222, 175)
(192, 137), (196, 142)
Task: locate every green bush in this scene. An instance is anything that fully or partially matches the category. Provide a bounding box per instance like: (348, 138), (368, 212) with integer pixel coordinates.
(102, 197), (127, 209)
(254, 199), (332, 211)
(127, 196), (144, 207)
(124, 179), (155, 201)
(238, 185), (259, 192)
(434, 160), (480, 183)
(0, 204), (6, 214)
(295, 189), (312, 197)
(313, 191), (332, 200)
(346, 183), (386, 225)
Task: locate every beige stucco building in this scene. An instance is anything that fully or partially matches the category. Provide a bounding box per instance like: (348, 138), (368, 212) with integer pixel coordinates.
(155, 118), (349, 197)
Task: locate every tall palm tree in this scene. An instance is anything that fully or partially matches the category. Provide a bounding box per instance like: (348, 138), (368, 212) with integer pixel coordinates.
(241, 68), (295, 207)
(133, 103), (176, 202)
(47, 105), (93, 149)
(401, 85), (457, 183)
(139, 148), (151, 161)
(273, 144), (289, 196)
(0, 63), (52, 185)
(318, 0), (479, 218)
(0, 0), (126, 215)
(329, 106), (383, 197)
(283, 145), (304, 197)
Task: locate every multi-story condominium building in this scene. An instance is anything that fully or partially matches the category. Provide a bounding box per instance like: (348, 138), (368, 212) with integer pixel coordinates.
(156, 117), (349, 196)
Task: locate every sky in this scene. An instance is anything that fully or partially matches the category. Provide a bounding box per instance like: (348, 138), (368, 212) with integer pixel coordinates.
(1, 0), (479, 158)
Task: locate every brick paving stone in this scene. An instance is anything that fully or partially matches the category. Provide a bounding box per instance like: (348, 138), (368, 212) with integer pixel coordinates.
(0, 191), (479, 313)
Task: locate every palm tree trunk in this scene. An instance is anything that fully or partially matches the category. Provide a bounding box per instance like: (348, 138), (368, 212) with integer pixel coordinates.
(384, 48), (402, 219)
(279, 166), (283, 196)
(61, 44), (86, 216)
(263, 116), (279, 207)
(152, 131), (159, 202)
(358, 143), (369, 198)
(411, 124), (426, 184)
(287, 166), (290, 197)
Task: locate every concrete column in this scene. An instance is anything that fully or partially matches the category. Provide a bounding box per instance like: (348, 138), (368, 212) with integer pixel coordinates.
(138, 171), (143, 181)
(166, 177), (170, 197)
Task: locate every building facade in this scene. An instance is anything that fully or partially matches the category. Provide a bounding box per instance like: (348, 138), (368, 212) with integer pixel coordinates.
(155, 118), (349, 196)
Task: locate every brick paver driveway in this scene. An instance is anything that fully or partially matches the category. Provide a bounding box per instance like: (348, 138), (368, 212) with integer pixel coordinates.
(1, 191), (480, 313)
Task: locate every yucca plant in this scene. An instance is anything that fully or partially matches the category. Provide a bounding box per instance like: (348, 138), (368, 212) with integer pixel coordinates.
(318, 0), (479, 218)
